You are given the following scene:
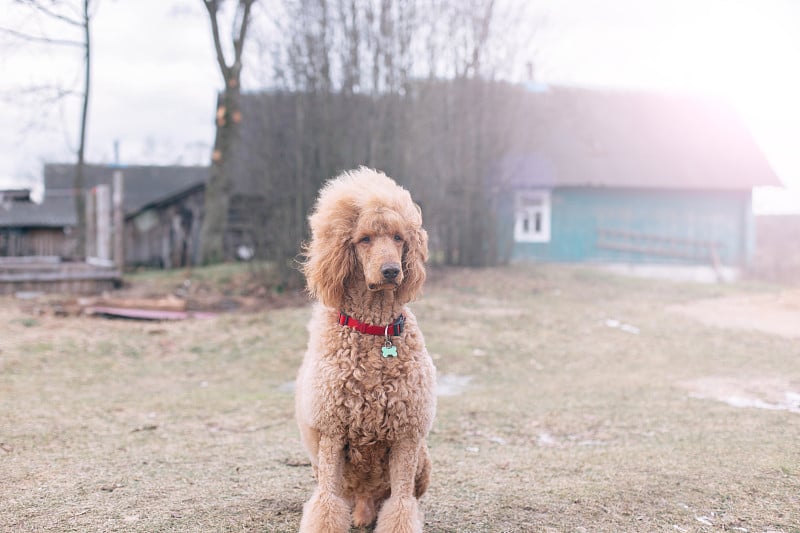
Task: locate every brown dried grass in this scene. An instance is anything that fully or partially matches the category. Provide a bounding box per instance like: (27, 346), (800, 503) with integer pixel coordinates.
(1, 264), (798, 532)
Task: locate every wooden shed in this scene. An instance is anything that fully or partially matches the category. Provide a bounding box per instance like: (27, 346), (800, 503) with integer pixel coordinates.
(45, 164), (208, 268)
(124, 183), (205, 268)
(1, 164), (208, 268)
(0, 191), (77, 258)
(494, 87), (782, 268)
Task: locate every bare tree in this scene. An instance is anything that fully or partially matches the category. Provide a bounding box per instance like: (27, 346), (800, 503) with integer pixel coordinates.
(199, 0), (257, 264)
(3, 0), (94, 257)
(252, 0), (535, 268)
(75, 0), (91, 258)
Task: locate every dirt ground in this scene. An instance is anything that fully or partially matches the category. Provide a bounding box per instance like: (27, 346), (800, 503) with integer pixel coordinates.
(1, 264), (798, 532)
(668, 289), (800, 340)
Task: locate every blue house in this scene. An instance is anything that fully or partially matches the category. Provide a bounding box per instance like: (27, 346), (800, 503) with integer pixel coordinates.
(494, 87), (781, 268)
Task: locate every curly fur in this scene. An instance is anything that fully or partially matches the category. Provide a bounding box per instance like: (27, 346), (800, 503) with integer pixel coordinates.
(296, 168), (436, 532)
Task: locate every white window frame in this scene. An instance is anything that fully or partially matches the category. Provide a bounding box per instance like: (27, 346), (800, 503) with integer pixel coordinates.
(514, 189), (551, 243)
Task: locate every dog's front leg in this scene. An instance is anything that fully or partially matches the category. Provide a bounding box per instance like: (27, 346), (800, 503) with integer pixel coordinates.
(375, 438), (423, 533)
(299, 433), (351, 533)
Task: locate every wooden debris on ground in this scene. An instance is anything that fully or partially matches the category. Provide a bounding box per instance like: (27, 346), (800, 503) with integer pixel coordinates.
(15, 293), (216, 321)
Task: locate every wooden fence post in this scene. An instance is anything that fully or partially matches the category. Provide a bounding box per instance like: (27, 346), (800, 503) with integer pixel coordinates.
(113, 170), (125, 270)
(95, 184), (111, 261)
(85, 188), (97, 259)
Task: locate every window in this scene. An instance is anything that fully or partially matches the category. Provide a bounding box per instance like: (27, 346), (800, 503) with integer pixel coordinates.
(514, 190), (551, 243)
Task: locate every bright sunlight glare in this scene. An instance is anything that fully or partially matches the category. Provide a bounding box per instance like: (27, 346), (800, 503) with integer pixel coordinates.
(537, 0), (800, 212)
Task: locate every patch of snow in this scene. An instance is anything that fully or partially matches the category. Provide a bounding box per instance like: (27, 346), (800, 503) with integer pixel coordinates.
(716, 394), (800, 414)
(277, 381), (295, 393)
(537, 432), (558, 447)
(436, 374), (472, 397)
(695, 516), (714, 526)
(619, 323), (640, 335)
(577, 439), (606, 447)
(601, 263), (739, 283)
(605, 318), (640, 335)
(683, 377), (800, 414)
(784, 391), (800, 407)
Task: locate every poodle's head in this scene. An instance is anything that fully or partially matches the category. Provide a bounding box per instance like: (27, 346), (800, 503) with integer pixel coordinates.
(302, 167), (429, 309)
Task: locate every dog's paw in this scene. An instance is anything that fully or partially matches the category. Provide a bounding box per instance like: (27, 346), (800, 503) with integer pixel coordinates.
(299, 489), (351, 533)
(374, 496), (423, 533)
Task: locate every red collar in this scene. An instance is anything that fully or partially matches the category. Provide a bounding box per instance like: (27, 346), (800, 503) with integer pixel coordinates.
(338, 312), (405, 337)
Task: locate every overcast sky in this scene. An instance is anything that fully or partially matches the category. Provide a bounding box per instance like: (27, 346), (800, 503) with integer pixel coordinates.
(1, 0), (799, 212)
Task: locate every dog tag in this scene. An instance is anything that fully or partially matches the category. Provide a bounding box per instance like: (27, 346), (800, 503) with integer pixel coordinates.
(381, 342), (398, 358)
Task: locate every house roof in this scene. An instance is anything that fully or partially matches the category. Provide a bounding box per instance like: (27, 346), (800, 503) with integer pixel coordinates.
(0, 164), (208, 228)
(125, 182), (206, 220)
(501, 87), (781, 191)
(44, 164), (209, 212)
(0, 196), (75, 228)
(0, 189), (32, 203)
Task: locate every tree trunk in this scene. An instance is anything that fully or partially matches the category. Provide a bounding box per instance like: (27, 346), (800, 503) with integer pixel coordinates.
(200, 87), (241, 264)
(74, 0), (90, 258)
(198, 0), (255, 264)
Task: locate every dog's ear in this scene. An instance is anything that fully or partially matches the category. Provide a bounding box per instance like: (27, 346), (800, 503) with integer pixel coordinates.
(301, 224), (357, 310)
(398, 224), (428, 304)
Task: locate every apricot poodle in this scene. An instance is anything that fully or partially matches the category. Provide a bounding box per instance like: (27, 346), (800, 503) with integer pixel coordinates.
(296, 168), (436, 532)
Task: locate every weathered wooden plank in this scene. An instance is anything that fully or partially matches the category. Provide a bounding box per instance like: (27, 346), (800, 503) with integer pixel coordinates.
(0, 279), (119, 296)
(0, 269), (121, 282)
(596, 240), (715, 261)
(0, 256), (62, 265)
(91, 295), (186, 312)
(86, 306), (215, 321)
(597, 228), (722, 247)
(0, 264), (64, 272)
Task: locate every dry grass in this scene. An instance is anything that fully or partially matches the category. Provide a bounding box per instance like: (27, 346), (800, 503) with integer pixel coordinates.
(1, 264), (798, 532)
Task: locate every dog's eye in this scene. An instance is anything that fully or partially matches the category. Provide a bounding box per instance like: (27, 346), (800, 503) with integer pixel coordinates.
(394, 234), (403, 242)
(359, 236), (371, 244)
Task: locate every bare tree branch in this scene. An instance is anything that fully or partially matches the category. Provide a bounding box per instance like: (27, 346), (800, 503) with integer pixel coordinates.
(0, 26), (84, 47)
(467, 0), (495, 77)
(233, 0), (256, 64)
(15, 0), (84, 27)
(0, 84), (79, 105)
(203, 0), (231, 81)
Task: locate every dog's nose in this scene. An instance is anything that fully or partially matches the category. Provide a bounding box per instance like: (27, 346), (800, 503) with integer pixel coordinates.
(381, 264), (401, 281)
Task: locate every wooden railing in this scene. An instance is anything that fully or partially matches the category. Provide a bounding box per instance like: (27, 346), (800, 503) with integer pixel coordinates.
(596, 227), (724, 272)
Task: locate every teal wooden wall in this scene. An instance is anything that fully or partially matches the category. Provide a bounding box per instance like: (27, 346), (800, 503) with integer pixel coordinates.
(501, 187), (754, 266)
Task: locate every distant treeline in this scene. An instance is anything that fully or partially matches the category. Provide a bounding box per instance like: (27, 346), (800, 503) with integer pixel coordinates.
(202, 0), (538, 282)
(229, 78), (537, 279)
